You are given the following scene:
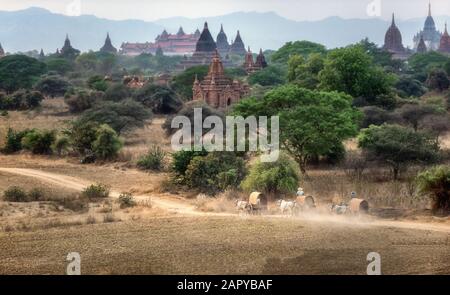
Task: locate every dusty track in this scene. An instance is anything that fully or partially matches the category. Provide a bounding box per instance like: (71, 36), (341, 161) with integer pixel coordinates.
(1, 167), (449, 233)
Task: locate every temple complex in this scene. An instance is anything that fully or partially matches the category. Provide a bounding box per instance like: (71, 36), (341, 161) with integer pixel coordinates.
(229, 30), (247, 55)
(120, 27), (200, 56)
(243, 47), (268, 74)
(179, 22), (232, 70)
(413, 3), (442, 51)
(193, 50), (249, 108)
(100, 33), (118, 54)
(439, 23), (450, 54)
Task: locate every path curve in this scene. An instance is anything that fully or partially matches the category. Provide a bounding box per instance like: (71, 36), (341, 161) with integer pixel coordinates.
(1, 168), (449, 233)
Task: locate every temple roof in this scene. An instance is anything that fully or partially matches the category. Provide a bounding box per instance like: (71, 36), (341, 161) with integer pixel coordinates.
(195, 22), (217, 53)
(100, 33), (118, 54)
(439, 23), (450, 53)
(424, 2), (437, 32)
(177, 26), (185, 36)
(417, 35), (427, 53)
(229, 30), (246, 55)
(384, 13), (405, 53)
(255, 48), (268, 68)
(216, 24), (229, 52)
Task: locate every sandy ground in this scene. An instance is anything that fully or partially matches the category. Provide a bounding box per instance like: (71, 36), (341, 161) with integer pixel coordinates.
(0, 167), (449, 274)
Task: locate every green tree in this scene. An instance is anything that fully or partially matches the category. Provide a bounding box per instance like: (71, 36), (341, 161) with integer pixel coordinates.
(104, 83), (132, 102)
(78, 100), (152, 134)
(241, 153), (300, 195)
(233, 85), (361, 173)
(395, 76), (426, 98)
(318, 45), (395, 101)
(45, 58), (73, 75)
(65, 121), (99, 156)
(92, 124), (123, 160)
(1, 128), (31, 154)
(271, 41), (326, 64)
(426, 69), (450, 92)
(248, 65), (286, 86)
(171, 66), (209, 100)
(416, 165), (450, 214)
(134, 84), (183, 114)
(21, 129), (56, 155)
(288, 53), (324, 89)
(358, 124), (439, 179)
(35, 75), (71, 98)
(0, 55), (47, 93)
(408, 52), (450, 80)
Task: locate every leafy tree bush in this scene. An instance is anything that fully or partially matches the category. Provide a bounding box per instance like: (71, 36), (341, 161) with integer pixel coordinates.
(271, 41), (326, 64)
(171, 149), (208, 177)
(360, 106), (400, 128)
(87, 75), (109, 91)
(248, 65), (286, 86)
(104, 83), (131, 102)
(395, 104), (439, 131)
(241, 153), (299, 195)
(318, 45), (395, 101)
(21, 129), (56, 155)
(3, 186), (28, 202)
(45, 58), (73, 75)
(0, 90), (45, 110)
(426, 69), (450, 92)
(358, 124), (440, 179)
(65, 89), (102, 113)
(92, 124), (123, 160)
(65, 121), (100, 156)
(82, 183), (110, 200)
(184, 152), (246, 194)
(118, 192), (136, 209)
(133, 84), (183, 114)
(171, 66), (209, 100)
(1, 128), (31, 154)
(233, 85), (361, 173)
(416, 165), (450, 214)
(163, 101), (224, 135)
(0, 55), (47, 93)
(408, 52), (450, 80)
(77, 100), (152, 133)
(137, 145), (166, 171)
(53, 136), (70, 156)
(288, 53), (324, 89)
(34, 76), (71, 98)
(395, 76), (427, 98)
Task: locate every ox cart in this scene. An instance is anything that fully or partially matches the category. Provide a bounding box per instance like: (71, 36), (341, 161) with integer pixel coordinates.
(248, 192), (268, 214)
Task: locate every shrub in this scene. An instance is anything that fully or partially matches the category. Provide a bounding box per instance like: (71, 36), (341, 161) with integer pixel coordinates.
(87, 75), (109, 91)
(34, 76), (71, 98)
(171, 149), (208, 176)
(53, 136), (70, 156)
(118, 192), (136, 209)
(21, 129), (56, 154)
(416, 165), (450, 214)
(65, 89), (102, 113)
(82, 184), (110, 200)
(1, 128), (31, 154)
(241, 153), (300, 195)
(3, 186), (28, 202)
(104, 83), (131, 101)
(0, 90), (44, 110)
(184, 152), (246, 194)
(426, 69), (450, 92)
(92, 124), (123, 160)
(28, 188), (45, 201)
(137, 145), (166, 171)
(133, 84), (183, 114)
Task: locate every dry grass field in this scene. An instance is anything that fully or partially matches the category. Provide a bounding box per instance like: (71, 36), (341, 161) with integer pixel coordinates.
(0, 98), (449, 274)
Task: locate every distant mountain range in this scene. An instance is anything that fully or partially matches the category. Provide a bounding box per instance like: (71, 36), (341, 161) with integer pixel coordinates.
(0, 7), (449, 54)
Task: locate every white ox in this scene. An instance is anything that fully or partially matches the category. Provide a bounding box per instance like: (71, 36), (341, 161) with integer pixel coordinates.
(276, 200), (297, 215)
(235, 200), (252, 213)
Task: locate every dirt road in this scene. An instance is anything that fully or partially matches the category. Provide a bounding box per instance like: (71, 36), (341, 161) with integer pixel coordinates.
(0, 167), (449, 274)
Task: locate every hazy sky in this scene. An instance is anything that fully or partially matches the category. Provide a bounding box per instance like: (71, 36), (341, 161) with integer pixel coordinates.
(0, 0), (449, 21)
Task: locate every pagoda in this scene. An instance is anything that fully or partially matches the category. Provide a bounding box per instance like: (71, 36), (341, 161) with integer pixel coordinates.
(59, 34), (80, 59)
(383, 14), (405, 53)
(255, 49), (268, 69)
(100, 33), (118, 54)
(216, 24), (230, 56)
(417, 35), (428, 53)
(413, 2), (442, 51)
(439, 23), (450, 54)
(193, 50), (249, 108)
(229, 30), (246, 55)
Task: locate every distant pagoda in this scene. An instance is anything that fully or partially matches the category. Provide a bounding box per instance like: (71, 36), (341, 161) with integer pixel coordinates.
(383, 14), (405, 53)
(229, 30), (246, 55)
(439, 23), (450, 54)
(59, 34), (80, 59)
(100, 33), (117, 54)
(413, 2), (442, 51)
(179, 22), (231, 70)
(193, 49), (249, 108)
(417, 35), (428, 53)
(39, 49), (45, 59)
(255, 48), (268, 69)
(216, 24), (230, 56)
(243, 47), (268, 74)
(0, 43), (5, 58)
